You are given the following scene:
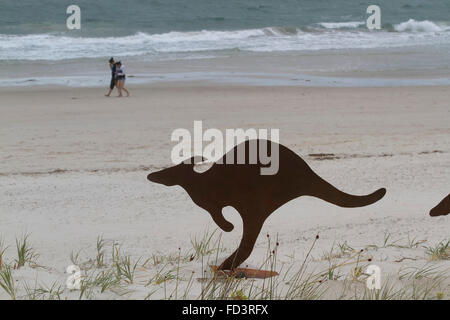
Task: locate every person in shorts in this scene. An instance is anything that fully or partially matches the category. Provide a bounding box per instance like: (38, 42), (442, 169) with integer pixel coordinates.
(115, 61), (130, 97)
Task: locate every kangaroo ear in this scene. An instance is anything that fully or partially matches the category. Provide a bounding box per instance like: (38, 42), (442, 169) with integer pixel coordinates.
(193, 161), (214, 173)
(182, 155), (205, 165)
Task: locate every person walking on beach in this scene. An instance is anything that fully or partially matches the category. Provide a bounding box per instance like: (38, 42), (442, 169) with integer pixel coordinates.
(105, 57), (117, 97)
(115, 61), (130, 97)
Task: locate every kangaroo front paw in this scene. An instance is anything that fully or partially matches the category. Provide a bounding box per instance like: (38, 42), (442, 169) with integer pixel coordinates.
(220, 221), (234, 232)
(210, 211), (234, 232)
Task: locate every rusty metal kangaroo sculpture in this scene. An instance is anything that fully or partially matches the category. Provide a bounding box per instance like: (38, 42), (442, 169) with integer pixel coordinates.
(147, 140), (386, 271)
(430, 194), (450, 217)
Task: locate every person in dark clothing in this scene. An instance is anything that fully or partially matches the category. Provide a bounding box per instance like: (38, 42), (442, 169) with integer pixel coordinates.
(105, 57), (116, 97)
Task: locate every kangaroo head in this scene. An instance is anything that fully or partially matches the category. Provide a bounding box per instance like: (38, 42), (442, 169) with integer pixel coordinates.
(429, 194), (450, 217)
(147, 156), (204, 187)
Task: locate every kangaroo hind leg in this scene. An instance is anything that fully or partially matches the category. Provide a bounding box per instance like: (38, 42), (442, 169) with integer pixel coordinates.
(219, 218), (264, 271)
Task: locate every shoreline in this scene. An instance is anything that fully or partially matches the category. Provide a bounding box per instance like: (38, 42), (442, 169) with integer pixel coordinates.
(1, 46), (449, 88)
(1, 73), (450, 88)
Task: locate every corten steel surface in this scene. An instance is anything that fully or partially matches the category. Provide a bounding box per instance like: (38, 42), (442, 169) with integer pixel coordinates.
(430, 194), (450, 217)
(148, 140), (387, 271)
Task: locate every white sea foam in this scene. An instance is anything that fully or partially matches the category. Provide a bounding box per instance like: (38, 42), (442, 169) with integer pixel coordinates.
(394, 19), (446, 32)
(318, 21), (365, 29)
(0, 20), (449, 61)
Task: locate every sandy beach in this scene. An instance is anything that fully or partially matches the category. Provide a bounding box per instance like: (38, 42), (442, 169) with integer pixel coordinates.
(0, 83), (448, 299)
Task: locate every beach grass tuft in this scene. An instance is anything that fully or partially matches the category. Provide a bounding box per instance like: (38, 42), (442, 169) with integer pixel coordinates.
(15, 233), (38, 269)
(424, 240), (450, 261)
(0, 265), (16, 299)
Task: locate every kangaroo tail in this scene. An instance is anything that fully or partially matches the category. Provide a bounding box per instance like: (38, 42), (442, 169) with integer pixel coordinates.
(308, 173), (386, 208)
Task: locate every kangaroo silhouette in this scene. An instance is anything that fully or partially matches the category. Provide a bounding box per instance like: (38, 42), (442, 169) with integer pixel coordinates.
(430, 194), (450, 217)
(147, 139), (386, 271)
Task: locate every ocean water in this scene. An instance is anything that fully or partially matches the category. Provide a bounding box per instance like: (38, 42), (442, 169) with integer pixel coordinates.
(0, 0), (449, 86)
